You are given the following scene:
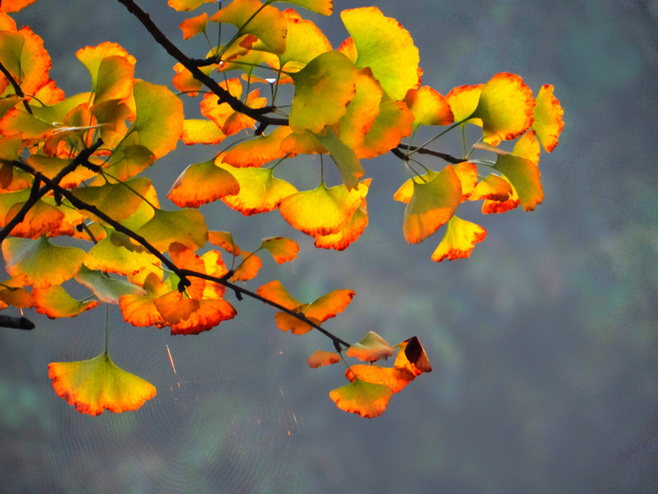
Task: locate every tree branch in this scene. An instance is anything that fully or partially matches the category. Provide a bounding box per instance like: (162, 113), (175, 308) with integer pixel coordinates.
(396, 144), (465, 164)
(0, 61), (33, 115)
(0, 315), (35, 330)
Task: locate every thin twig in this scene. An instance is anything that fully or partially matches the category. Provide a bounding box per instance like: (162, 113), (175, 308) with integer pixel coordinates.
(0, 61), (33, 115)
(396, 144), (465, 164)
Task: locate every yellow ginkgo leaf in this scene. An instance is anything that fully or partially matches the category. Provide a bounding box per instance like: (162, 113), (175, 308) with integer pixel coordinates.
(532, 84), (565, 153)
(431, 215), (487, 263)
(329, 377), (393, 418)
(346, 331), (394, 363)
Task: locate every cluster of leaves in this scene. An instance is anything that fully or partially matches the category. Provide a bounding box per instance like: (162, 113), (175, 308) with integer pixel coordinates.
(0, 0), (563, 418)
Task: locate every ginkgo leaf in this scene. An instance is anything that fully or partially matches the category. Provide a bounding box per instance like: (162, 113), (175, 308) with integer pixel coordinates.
(76, 42), (136, 95)
(445, 84), (484, 124)
(275, 9), (332, 71)
(136, 208), (208, 252)
(102, 145), (156, 182)
(167, 160), (240, 208)
(181, 119), (227, 145)
(279, 179), (371, 236)
(454, 161), (479, 201)
(0, 277), (34, 310)
(180, 12), (208, 40)
(208, 231), (241, 256)
(313, 201), (368, 251)
(169, 298), (237, 335)
(256, 280), (301, 311)
(513, 130), (541, 165)
(48, 352), (156, 416)
(532, 84), (565, 153)
(2, 0), (38, 13)
(0, 27), (52, 98)
(26, 154), (97, 188)
(75, 265), (146, 304)
(259, 237), (299, 264)
(289, 50), (357, 133)
(274, 311), (313, 335)
(2, 236), (85, 288)
(307, 349), (340, 368)
(315, 128), (364, 190)
(354, 97), (414, 159)
(153, 290), (200, 325)
(329, 377), (393, 418)
(403, 165), (462, 244)
(210, 0), (287, 55)
(222, 126), (293, 167)
(3, 197), (65, 238)
(470, 174), (514, 202)
(83, 230), (158, 276)
(404, 86), (454, 129)
(172, 62), (215, 97)
(216, 161), (298, 215)
(393, 170), (439, 204)
(346, 365), (415, 394)
(346, 331), (394, 362)
(395, 336), (432, 377)
(470, 73), (535, 146)
(119, 272), (169, 328)
(431, 215), (487, 262)
(270, 0), (332, 16)
(168, 0), (214, 12)
(341, 7), (420, 100)
(493, 153), (543, 212)
(32, 285), (99, 318)
(305, 288), (355, 323)
(230, 251), (262, 282)
(71, 177), (156, 223)
(337, 67), (383, 151)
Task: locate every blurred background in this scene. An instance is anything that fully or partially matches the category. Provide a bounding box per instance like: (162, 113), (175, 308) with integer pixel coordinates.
(2, 0), (658, 492)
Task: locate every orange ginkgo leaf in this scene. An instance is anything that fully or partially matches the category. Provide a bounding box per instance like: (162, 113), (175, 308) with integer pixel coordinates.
(26, 155), (97, 189)
(277, 9), (332, 70)
(454, 161), (479, 201)
(48, 352), (156, 416)
(256, 280), (301, 311)
(230, 251), (262, 282)
(1, 0), (38, 13)
(341, 7), (420, 101)
(2, 236), (85, 288)
(402, 165), (462, 244)
(102, 145), (155, 182)
(271, 0), (332, 16)
(172, 62), (215, 97)
(168, 0), (214, 12)
(532, 84), (565, 153)
(289, 50), (357, 133)
(346, 365), (415, 394)
(307, 349), (341, 368)
(180, 12), (208, 40)
(136, 208), (208, 252)
(119, 272), (169, 328)
(393, 170), (439, 204)
(445, 84), (484, 125)
(431, 215), (487, 262)
(210, 0), (287, 55)
(470, 73), (535, 146)
(313, 201), (368, 251)
(395, 336), (432, 377)
(481, 181), (520, 215)
(2, 196), (65, 239)
(279, 179), (371, 237)
(259, 237), (299, 264)
(169, 297), (237, 335)
(337, 67), (383, 151)
(329, 377), (393, 418)
(346, 331), (394, 363)
(153, 290), (200, 325)
(76, 42), (136, 97)
(0, 277), (34, 310)
(404, 86), (454, 130)
(217, 160), (298, 215)
(223, 126), (293, 167)
(470, 173), (514, 202)
(491, 142), (543, 212)
(0, 27), (52, 98)
(354, 97), (414, 159)
(167, 159), (239, 208)
(304, 289), (355, 323)
(208, 231), (241, 256)
(32, 285), (99, 318)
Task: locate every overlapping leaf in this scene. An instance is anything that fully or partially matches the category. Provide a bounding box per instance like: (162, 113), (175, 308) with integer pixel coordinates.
(329, 378), (392, 418)
(32, 285), (98, 318)
(167, 159), (239, 208)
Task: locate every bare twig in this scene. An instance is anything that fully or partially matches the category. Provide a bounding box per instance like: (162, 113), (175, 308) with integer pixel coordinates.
(0, 61), (33, 115)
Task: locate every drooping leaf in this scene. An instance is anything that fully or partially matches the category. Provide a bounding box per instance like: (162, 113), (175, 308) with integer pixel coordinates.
(2, 236), (85, 288)
(83, 229), (158, 276)
(532, 84), (565, 152)
(168, 298), (237, 335)
(75, 265), (146, 304)
(336, 67), (383, 151)
(329, 377), (393, 418)
(274, 310), (313, 335)
(513, 130), (541, 165)
(1, 196), (65, 239)
(445, 84), (484, 124)
(230, 251), (262, 282)
(119, 272), (169, 328)
(315, 127), (364, 190)
(493, 152), (543, 212)
(0, 277), (34, 310)
(454, 161), (479, 201)
(71, 177), (156, 223)
(354, 97), (414, 159)
(167, 159), (240, 208)
(135, 208), (208, 252)
(0, 27), (52, 98)
(289, 50), (357, 133)
(153, 290), (200, 325)
(404, 86), (454, 129)
(304, 288), (355, 323)
(313, 201), (368, 251)
(26, 154), (97, 188)
(256, 280), (301, 311)
(222, 126), (293, 167)
(470, 174), (514, 202)
(346, 365), (415, 394)
(402, 165), (462, 244)
(259, 236), (299, 264)
(277, 9), (332, 69)
(307, 349), (340, 368)
(180, 12), (208, 40)
(431, 215), (487, 262)
(32, 285), (99, 318)
(48, 352), (156, 416)
(346, 331), (394, 363)
(208, 231), (241, 256)
(341, 7), (420, 100)
(270, 0), (332, 16)
(393, 170), (439, 204)
(394, 336), (432, 377)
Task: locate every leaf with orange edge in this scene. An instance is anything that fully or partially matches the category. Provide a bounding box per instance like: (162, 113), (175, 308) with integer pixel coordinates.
(0, 277), (34, 310)
(2, 236), (85, 288)
(346, 331), (394, 363)
(336, 67), (382, 151)
(402, 165), (462, 244)
(83, 229), (158, 276)
(102, 145), (155, 182)
(393, 170), (439, 204)
(26, 154), (96, 188)
(304, 288), (355, 323)
(454, 161), (478, 201)
(3, 198), (65, 239)
(231, 251), (262, 282)
(260, 236), (299, 264)
(135, 208), (208, 252)
(289, 50), (357, 133)
(277, 9), (332, 70)
(0, 10), (17, 31)
(75, 266), (145, 305)
(199, 80), (262, 136)
(341, 7), (420, 101)
(0, 27), (52, 98)
(445, 84), (484, 125)
(216, 161), (298, 215)
(470, 173), (514, 202)
(314, 201), (367, 251)
(172, 62), (215, 97)
(532, 84), (564, 153)
(2, 0), (38, 13)
(279, 179), (371, 237)
(76, 42), (136, 92)
(223, 126), (293, 167)
(169, 297), (237, 335)
(354, 97), (414, 159)
(481, 184), (520, 215)
(256, 280), (301, 311)
(346, 365), (415, 394)
(181, 119), (226, 145)
(32, 285), (98, 318)
(90, 56), (135, 109)
(168, 0), (214, 11)
(180, 12), (208, 40)
(404, 86), (454, 130)
(119, 272), (169, 327)
(208, 230), (241, 256)
(394, 336), (432, 377)
(315, 128), (364, 190)
(48, 352), (156, 416)
(274, 310), (313, 334)
(329, 377), (392, 418)
(431, 215), (487, 262)
(167, 159), (239, 208)
(210, 0), (287, 55)
(153, 290), (200, 325)
(470, 73), (535, 146)
(271, 0), (332, 16)
(71, 177), (155, 224)
(307, 349), (341, 368)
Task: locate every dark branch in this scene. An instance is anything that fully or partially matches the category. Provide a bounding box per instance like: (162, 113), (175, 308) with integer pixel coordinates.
(0, 61), (33, 115)
(396, 144), (465, 164)
(0, 315), (35, 330)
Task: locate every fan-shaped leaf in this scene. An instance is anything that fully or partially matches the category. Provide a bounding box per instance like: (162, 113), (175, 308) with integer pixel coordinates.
(346, 331), (394, 363)
(346, 365), (415, 394)
(532, 84), (564, 153)
(75, 265), (145, 304)
(32, 285), (99, 318)
(307, 349), (340, 368)
(260, 236), (299, 264)
(431, 215), (487, 262)
(404, 86), (454, 129)
(136, 208), (208, 252)
(329, 377), (392, 418)
(167, 160), (239, 208)
(271, 0), (332, 16)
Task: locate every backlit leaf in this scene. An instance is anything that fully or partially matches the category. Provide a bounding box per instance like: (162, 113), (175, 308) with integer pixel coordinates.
(167, 159), (239, 208)
(313, 201), (367, 251)
(260, 236), (299, 264)
(169, 298), (237, 335)
(271, 0), (332, 16)
(470, 174), (514, 202)
(329, 377), (392, 418)
(402, 165), (462, 244)
(493, 152), (543, 212)
(277, 9), (331, 69)
(230, 251), (262, 282)
(75, 265), (146, 304)
(181, 119), (226, 145)
(337, 68), (383, 151)
(0, 277), (34, 310)
(2, 197), (65, 238)
(48, 352), (156, 416)
(341, 7), (420, 100)
(26, 154), (97, 188)
(168, 0), (214, 12)
(346, 365), (415, 394)
(354, 97), (414, 159)
(315, 128), (364, 190)
(289, 50), (357, 133)
(102, 145), (156, 182)
(532, 84), (564, 152)
(2, 0), (38, 13)
(454, 161), (479, 201)
(0, 27), (52, 98)
(431, 215), (487, 262)
(71, 177), (155, 223)
(119, 272), (169, 327)
(404, 86), (454, 129)
(136, 208), (208, 252)
(32, 285), (98, 318)
(304, 288), (355, 323)
(307, 350), (340, 368)
(83, 229), (158, 276)
(153, 290), (200, 325)
(223, 126), (293, 167)
(346, 331), (394, 363)
(274, 311), (312, 335)
(180, 12), (208, 40)
(256, 280), (301, 311)
(445, 84), (484, 124)
(3, 236), (85, 288)
(395, 336), (432, 377)
(208, 231), (241, 256)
